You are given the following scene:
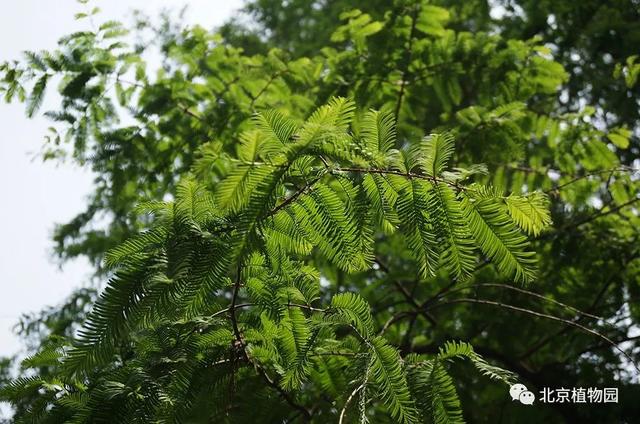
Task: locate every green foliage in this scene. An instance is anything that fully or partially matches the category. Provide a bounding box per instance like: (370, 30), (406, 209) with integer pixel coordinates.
(1, 0), (639, 422)
(327, 292), (374, 337)
(369, 336), (418, 424)
(406, 341), (514, 424)
(461, 189), (538, 283)
(1, 100), (540, 422)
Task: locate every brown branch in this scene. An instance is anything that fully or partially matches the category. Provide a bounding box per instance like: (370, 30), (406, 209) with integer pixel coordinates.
(393, 3), (419, 121)
(249, 71), (284, 109)
(229, 265), (311, 421)
(430, 297), (640, 372)
(434, 280), (609, 361)
(566, 334), (640, 360)
(547, 196), (640, 237)
(379, 311), (414, 335)
(434, 282), (603, 321)
(267, 176), (322, 218)
(545, 167), (637, 195)
(419, 259), (491, 308)
(333, 166), (468, 192)
(229, 265), (244, 345)
(518, 251), (639, 360)
(210, 303), (254, 319)
(374, 258), (437, 330)
(177, 102), (206, 122)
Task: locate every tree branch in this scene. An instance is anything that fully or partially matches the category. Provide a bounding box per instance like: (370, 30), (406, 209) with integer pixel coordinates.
(430, 297), (639, 372)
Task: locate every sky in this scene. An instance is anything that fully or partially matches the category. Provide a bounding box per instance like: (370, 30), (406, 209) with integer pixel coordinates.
(0, 0), (243, 359)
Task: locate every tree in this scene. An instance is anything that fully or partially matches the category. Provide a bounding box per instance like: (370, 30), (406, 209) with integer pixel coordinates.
(1, 0), (638, 422)
(238, 0), (640, 136)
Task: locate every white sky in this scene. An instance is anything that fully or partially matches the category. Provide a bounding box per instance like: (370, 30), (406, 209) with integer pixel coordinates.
(0, 0), (243, 360)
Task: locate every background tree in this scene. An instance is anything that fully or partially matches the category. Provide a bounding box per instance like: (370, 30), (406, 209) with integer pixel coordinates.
(237, 0), (640, 135)
(1, 0), (639, 422)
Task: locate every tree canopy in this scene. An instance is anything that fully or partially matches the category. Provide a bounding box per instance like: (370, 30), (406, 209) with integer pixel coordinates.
(1, 0), (639, 422)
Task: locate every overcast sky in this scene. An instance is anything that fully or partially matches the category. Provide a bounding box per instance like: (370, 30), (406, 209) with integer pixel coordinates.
(0, 0), (243, 361)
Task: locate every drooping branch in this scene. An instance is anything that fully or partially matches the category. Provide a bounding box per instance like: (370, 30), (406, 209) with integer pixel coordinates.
(429, 297), (640, 372)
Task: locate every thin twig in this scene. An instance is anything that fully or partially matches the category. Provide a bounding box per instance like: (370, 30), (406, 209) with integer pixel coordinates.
(229, 265), (311, 420)
(544, 197), (640, 238)
(249, 71), (285, 109)
(545, 167), (637, 195)
(267, 176), (322, 217)
(379, 312), (413, 335)
(339, 382), (366, 424)
(436, 283), (603, 321)
(430, 297), (640, 372)
(333, 166), (468, 192)
(210, 303), (254, 319)
(393, 3), (419, 121)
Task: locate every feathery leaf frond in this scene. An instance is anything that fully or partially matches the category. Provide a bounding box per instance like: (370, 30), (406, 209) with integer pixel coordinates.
(462, 192), (537, 283)
(505, 192), (552, 237)
(369, 336), (418, 424)
(420, 132), (455, 177)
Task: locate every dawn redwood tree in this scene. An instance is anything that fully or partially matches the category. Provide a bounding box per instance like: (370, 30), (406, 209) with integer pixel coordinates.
(1, 0), (638, 422)
(238, 0), (640, 142)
